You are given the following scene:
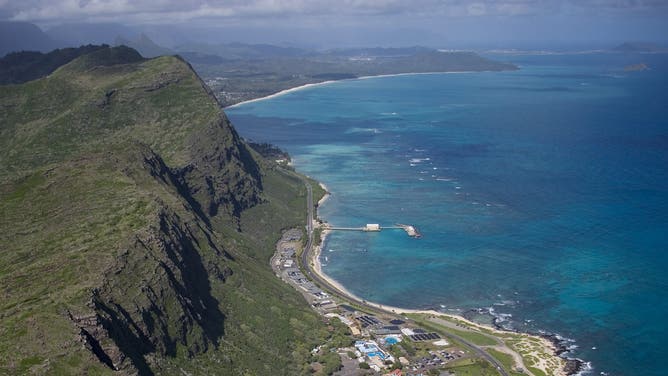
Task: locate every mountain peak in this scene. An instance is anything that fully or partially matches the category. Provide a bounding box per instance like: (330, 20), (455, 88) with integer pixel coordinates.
(113, 33), (173, 58)
(62, 45), (145, 71)
(0, 21), (60, 56)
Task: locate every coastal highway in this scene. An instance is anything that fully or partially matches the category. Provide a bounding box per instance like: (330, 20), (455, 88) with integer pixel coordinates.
(290, 170), (511, 376)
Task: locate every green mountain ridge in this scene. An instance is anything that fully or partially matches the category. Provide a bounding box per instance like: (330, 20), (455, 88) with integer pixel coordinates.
(0, 46), (330, 375)
(0, 45), (112, 85)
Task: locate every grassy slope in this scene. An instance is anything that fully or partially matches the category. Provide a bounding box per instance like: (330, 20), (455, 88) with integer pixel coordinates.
(0, 48), (327, 375)
(0, 52), (218, 177)
(0, 156), (148, 375)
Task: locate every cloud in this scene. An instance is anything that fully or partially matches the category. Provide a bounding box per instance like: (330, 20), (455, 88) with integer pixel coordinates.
(2, 0), (668, 24)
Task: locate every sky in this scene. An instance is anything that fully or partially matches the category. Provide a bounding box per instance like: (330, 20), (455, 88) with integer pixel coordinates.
(1, 0), (667, 49)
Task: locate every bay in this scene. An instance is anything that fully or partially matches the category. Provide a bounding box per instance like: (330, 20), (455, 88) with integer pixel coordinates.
(227, 53), (668, 375)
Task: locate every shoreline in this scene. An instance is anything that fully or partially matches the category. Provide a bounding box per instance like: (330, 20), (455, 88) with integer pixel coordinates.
(224, 71), (476, 110)
(224, 80), (338, 109)
(311, 215), (582, 376)
(238, 68), (584, 375)
(316, 182), (330, 207)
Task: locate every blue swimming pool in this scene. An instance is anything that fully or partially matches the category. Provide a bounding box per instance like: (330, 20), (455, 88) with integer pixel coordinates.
(367, 351), (385, 359)
(384, 337), (399, 345)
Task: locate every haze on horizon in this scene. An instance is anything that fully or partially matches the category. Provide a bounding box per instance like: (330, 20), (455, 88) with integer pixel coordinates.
(1, 0), (667, 50)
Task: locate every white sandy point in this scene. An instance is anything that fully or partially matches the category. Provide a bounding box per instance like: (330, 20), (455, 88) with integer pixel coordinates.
(225, 80), (337, 109)
(317, 182), (331, 207)
(225, 71), (475, 109)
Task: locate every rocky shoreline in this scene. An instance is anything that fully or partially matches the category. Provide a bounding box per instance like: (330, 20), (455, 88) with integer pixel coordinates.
(461, 308), (588, 375)
(544, 334), (589, 376)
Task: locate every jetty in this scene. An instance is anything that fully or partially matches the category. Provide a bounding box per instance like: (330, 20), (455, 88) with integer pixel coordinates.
(326, 223), (421, 238)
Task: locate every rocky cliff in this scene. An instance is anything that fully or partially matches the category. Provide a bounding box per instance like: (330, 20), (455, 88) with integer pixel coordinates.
(0, 46), (325, 375)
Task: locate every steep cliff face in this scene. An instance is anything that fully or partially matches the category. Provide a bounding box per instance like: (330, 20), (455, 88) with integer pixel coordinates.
(0, 47), (325, 375)
(62, 144), (233, 375)
(181, 115), (263, 219)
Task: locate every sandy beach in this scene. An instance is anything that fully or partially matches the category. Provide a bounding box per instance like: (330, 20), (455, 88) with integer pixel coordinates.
(316, 182), (330, 207)
(311, 217), (568, 376)
(224, 80), (338, 109)
(233, 69), (573, 376)
(313, 221), (510, 332)
(312, 228), (368, 304)
(224, 71), (474, 110)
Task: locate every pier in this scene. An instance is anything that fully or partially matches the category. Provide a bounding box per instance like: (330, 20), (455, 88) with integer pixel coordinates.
(326, 223), (421, 238)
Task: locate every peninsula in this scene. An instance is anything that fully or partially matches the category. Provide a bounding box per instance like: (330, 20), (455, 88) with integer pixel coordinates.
(189, 46), (518, 106)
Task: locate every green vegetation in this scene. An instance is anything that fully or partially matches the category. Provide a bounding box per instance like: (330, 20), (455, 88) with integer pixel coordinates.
(0, 44), (110, 85)
(246, 141), (291, 162)
(528, 366), (547, 376)
(487, 348), (527, 376)
(313, 227), (324, 249)
(327, 318), (354, 348)
(0, 46), (331, 375)
(503, 335), (564, 375)
(447, 327), (498, 347)
(195, 47), (517, 106)
(306, 319), (352, 376)
(398, 338), (417, 356)
(402, 313), (564, 376)
(313, 351), (342, 376)
(445, 358), (502, 376)
(407, 314), (498, 346)
(309, 177), (327, 206)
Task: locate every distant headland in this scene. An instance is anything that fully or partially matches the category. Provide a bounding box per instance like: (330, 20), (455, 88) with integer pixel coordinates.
(624, 63), (649, 72)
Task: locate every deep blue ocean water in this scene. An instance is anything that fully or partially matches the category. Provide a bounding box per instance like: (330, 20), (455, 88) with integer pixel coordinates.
(227, 53), (668, 376)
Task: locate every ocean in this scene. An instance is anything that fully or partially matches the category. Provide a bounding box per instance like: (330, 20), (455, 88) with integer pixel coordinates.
(226, 53), (668, 375)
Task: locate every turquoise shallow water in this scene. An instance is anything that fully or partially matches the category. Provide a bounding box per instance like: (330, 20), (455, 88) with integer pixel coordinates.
(227, 53), (668, 375)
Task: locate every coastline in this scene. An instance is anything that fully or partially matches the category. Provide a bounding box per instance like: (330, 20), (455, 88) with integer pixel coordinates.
(234, 69), (584, 375)
(224, 80), (338, 109)
(316, 182), (330, 207)
(224, 71), (475, 110)
(311, 208), (581, 376)
(356, 70), (473, 81)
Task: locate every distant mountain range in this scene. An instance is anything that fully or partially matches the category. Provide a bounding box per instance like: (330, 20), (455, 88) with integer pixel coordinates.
(322, 46), (434, 57)
(0, 21), (60, 56)
(174, 42), (310, 60)
(114, 33), (173, 58)
(46, 22), (139, 46)
(4, 20), (668, 60)
(613, 42), (668, 53)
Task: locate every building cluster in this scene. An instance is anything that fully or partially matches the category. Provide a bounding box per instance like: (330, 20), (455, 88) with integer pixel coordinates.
(311, 302), (464, 374)
(272, 229), (465, 375)
(273, 230), (340, 311)
(354, 340), (395, 371)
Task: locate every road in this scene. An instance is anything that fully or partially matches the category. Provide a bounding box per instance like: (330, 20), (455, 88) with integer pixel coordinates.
(288, 170), (510, 376)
